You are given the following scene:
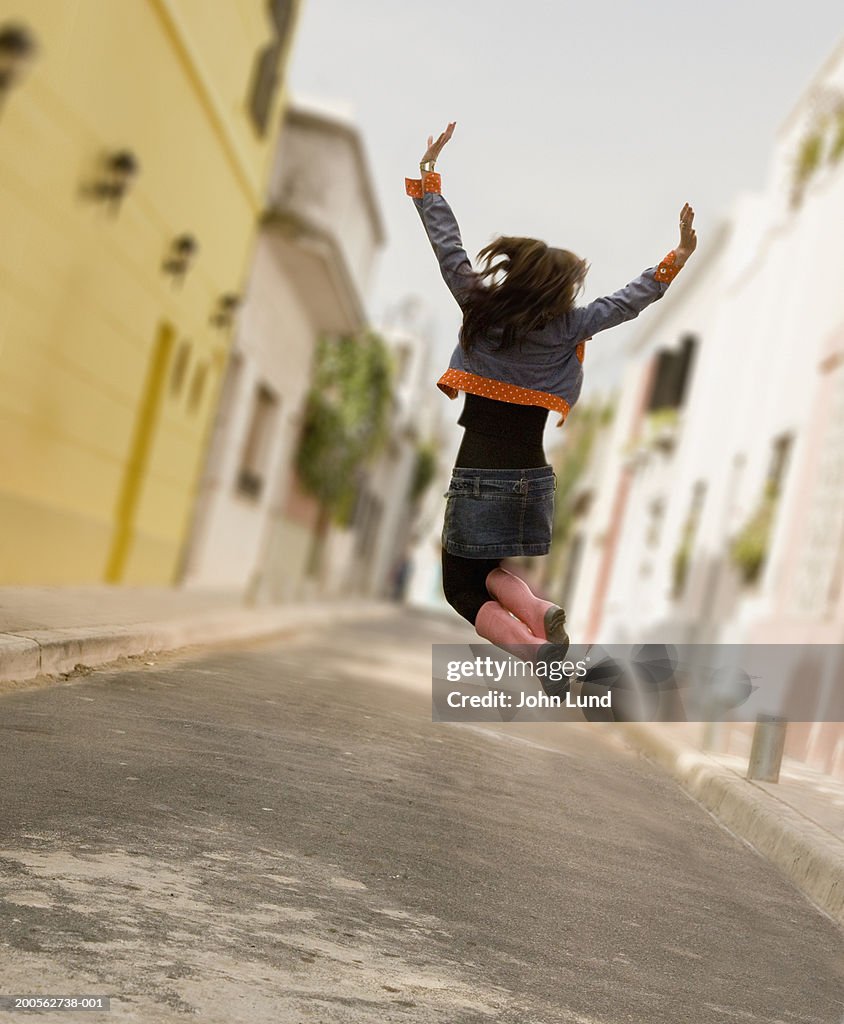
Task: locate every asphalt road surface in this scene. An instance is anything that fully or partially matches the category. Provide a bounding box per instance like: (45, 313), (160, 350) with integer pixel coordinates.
(1, 608), (842, 1023)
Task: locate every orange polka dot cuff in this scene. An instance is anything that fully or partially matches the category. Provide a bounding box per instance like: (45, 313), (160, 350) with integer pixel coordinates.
(654, 250), (680, 283)
(436, 368), (572, 426)
(405, 171), (442, 197)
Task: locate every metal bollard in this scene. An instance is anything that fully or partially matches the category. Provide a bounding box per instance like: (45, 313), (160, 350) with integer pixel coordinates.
(746, 714), (788, 783)
(701, 719), (723, 753)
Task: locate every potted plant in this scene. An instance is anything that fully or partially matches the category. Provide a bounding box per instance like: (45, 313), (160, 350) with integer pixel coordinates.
(729, 481), (777, 585)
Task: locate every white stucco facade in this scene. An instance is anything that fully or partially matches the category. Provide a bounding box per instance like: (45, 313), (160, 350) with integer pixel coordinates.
(555, 40), (844, 773)
(181, 99), (385, 595)
(338, 318), (447, 600)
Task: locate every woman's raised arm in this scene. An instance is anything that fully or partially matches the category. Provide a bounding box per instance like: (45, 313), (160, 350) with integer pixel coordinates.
(407, 122), (477, 309)
(568, 205), (697, 341)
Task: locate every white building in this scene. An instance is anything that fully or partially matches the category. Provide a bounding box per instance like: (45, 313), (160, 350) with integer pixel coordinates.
(340, 312), (443, 599)
(562, 224), (732, 644)
(557, 39), (844, 775)
(402, 410), (456, 615)
(180, 99), (385, 599)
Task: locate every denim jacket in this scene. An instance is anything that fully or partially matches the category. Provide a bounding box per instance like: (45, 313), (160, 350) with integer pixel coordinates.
(408, 174), (677, 425)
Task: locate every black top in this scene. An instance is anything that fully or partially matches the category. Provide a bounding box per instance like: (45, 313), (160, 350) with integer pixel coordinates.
(454, 393), (550, 469)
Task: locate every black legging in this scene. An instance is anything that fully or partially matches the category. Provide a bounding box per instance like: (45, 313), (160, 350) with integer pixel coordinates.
(441, 549), (500, 626)
(442, 398), (549, 626)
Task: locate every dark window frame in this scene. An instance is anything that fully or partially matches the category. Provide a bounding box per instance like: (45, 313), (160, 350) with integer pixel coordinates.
(247, 1), (294, 136)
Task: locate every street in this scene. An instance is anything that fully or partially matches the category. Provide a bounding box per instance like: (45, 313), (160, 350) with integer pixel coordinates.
(1, 610), (842, 1023)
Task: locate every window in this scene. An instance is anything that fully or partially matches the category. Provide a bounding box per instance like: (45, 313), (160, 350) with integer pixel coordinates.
(248, 41), (281, 136)
(188, 361), (208, 414)
(559, 533), (586, 609)
(247, 1), (294, 136)
(648, 334), (698, 412)
(793, 366), (844, 613)
(394, 344), (412, 385)
(646, 498), (665, 548)
(673, 481), (706, 599)
(353, 488), (372, 555)
(215, 353), (244, 432)
(767, 433), (793, 498)
(236, 383), (279, 500)
(729, 438), (793, 589)
(267, 0), (293, 34)
(170, 340), (191, 396)
(359, 496), (383, 562)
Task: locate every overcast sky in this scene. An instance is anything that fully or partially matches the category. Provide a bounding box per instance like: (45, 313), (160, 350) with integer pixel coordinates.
(288, 1), (844, 410)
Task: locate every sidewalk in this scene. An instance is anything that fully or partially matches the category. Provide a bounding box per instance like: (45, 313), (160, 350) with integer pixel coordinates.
(0, 585), (396, 686)
(619, 721), (844, 928)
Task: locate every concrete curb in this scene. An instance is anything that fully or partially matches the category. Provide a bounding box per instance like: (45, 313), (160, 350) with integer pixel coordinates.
(618, 722), (844, 927)
(0, 601), (397, 685)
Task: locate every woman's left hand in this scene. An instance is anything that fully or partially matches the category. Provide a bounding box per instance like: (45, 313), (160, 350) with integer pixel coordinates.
(676, 203), (697, 267)
(421, 122), (456, 166)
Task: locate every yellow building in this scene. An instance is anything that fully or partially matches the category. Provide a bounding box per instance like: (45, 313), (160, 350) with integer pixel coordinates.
(0, 0), (301, 583)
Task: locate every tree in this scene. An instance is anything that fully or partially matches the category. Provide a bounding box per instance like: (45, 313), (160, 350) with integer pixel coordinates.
(295, 330), (394, 580)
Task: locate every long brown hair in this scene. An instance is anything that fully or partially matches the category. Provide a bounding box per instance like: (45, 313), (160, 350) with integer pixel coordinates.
(460, 236), (588, 353)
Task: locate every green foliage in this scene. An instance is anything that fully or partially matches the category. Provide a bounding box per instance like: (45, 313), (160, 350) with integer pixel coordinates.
(830, 107), (844, 164)
(645, 406), (680, 434)
(645, 407), (680, 452)
(672, 526), (692, 599)
(729, 481), (777, 586)
(791, 130), (824, 207)
(409, 441), (438, 504)
(796, 132), (824, 180)
(543, 399), (617, 593)
(552, 402), (603, 544)
(788, 95), (844, 205)
(622, 406), (680, 460)
(295, 331), (394, 526)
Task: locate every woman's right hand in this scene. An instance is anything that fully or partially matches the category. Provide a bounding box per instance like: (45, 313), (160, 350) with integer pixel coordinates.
(421, 121), (456, 166)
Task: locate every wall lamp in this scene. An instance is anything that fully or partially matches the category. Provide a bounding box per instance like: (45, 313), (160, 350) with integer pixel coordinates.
(93, 149), (140, 212)
(210, 293), (241, 329)
(162, 233), (199, 284)
(0, 24), (37, 99)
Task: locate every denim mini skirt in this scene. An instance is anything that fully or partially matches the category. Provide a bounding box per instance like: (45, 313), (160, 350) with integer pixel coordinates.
(442, 465), (556, 558)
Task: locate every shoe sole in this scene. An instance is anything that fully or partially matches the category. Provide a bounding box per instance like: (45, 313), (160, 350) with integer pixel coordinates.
(543, 605), (570, 645)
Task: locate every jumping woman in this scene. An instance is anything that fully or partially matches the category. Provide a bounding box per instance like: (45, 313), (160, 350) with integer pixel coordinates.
(408, 121), (696, 674)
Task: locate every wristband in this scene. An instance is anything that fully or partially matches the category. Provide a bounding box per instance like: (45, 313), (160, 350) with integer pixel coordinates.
(421, 171), (441, 194)
(405, 171), (442, 197)
(654, 250), (680, 283)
